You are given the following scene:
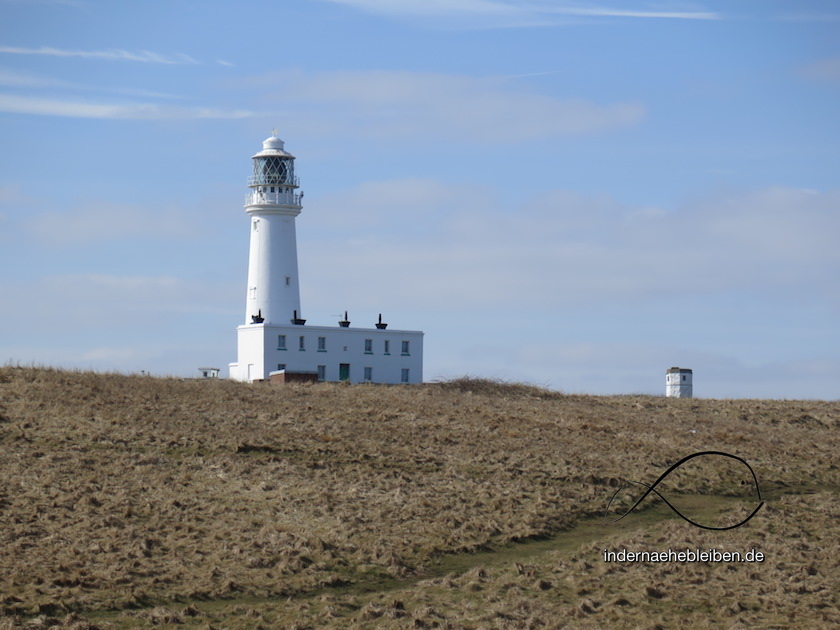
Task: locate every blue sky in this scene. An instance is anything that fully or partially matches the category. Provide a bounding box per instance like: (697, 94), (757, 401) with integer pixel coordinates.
(0, 0), (838, 398)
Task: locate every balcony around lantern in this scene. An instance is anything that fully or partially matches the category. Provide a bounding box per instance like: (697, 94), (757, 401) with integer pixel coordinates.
(248, 174), (300, 187)
(245, 189), (302, 207)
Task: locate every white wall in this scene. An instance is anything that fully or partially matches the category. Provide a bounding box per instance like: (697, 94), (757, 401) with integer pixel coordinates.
(230, 323), (423, 384)
(245, 209), (302, 325)
(665, 370), (693, 398)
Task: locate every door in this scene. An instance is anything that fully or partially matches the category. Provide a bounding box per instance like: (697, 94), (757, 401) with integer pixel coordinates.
(339, 363), (350, 381)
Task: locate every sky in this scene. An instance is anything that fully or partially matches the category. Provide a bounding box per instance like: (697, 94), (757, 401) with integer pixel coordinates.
(0, 0), (838, 399)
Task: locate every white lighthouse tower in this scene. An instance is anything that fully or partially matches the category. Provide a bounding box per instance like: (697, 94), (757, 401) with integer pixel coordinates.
(229, 133), (423, 384)
(244, 133), (303, 326)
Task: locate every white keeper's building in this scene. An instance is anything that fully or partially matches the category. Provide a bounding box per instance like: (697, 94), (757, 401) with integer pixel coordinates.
(228, 134), (423, 384)
(665, 367), (693, 398)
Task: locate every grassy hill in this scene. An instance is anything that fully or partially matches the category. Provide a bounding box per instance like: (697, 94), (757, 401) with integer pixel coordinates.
(1, 366), (838, 628)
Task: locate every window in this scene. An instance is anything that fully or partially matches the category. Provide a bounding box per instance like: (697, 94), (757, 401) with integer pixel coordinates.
(384, 340), (390, 355)
(401, 340), (410, 356)
(252, 219), (259, 231)
(364, 339), (373, 354)
(299, 336), (305, 351)
(364, 367), (372, 381)
(401, 368), (410, 383)
(254, 155), (292, 185)
(318, 336), (326, 351)
(317, 365), (326, 382)
(277, 363), (286, 371)
(277, 335), (286, 350)
(285, 276), (291, 286)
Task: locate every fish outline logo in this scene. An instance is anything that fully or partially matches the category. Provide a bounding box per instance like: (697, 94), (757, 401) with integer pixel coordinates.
(605, 450), (764, 531)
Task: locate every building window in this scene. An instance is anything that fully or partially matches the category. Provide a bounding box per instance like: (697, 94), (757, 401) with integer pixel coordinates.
(364, 339), (373, 354)
(285, 276), (291, 286)
(318, 336), (326, 351)
(364, 367), (372, 381)
(401, 368), (409, 383)
(384, 340), (390, 355)
(252, 220), (259, 231)
(317, 365), (326, 381)
(401, 340), (410, 356)
(277, 363), (286, 371)
(277, 335), (286, 350)
(299, 336), (305, 351)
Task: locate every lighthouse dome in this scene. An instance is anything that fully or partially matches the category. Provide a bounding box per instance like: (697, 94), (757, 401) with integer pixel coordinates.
(263, 135), (285, 151)
(253, 133), (294, 159)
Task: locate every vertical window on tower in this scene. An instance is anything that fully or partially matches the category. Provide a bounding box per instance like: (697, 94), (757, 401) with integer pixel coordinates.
(299, 336), (305, 351)
(253, 219), (259, 231)
(364, 339), (373, 354)
(401, 340), (410, 356)
(318, 337), (326, 352)
(285, 276), (291, 286)
(277, 335), (286, 350)
(384, 340), (390, 355)
(401, 368), (410, 383)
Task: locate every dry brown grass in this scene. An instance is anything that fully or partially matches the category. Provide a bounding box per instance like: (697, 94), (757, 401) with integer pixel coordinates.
(0, 366), (838, 628)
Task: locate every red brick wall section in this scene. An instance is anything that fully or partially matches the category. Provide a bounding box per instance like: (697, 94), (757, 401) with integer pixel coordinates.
(269, 371), (319, 384)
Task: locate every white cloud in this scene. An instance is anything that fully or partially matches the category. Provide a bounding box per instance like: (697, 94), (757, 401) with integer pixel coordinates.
(80, 346), (150, 363)
(0, 271), (237, 376)
(324, 0), (519, 17)
(800, 57), (840, 82)
(547, 7), (719, 20)
(0, 185), (30, 203)
(0, 273), (237, 326)
(0, 67), (74, 89)
(25, 202), (195, 245)
(262, 70), (644, 142)
(475, 340), (840, 398)
(0, 67), (186, 101)
(305, 177), (492, 231)
(301, 182), (840, 311)
(0, 0), (88, 6)
(0, 94), (251, 119)
(0, 45), (197, 64)
(775, 12), (840, 23)
(318, 0), (720, 24)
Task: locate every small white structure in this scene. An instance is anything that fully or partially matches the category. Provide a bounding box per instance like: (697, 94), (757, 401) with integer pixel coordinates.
(228, 133), (423, 384)
(198, 367), (220, 379)
(665, 367), (693, 398)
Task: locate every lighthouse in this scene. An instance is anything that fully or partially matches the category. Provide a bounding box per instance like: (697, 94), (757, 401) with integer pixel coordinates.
(229, 133), (423, 384)
(243, 133), (303, 326)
